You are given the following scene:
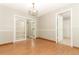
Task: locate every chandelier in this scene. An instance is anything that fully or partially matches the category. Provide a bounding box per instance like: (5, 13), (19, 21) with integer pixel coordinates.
(29, 2), (38, 16)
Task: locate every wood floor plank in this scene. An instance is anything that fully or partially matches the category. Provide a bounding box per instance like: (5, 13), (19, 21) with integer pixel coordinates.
(0, 39), (79, 55)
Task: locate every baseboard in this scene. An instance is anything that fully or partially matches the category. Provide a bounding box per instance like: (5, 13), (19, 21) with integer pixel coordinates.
(0, 42), (13, 46)
(36, 37), (56, 43)
(0, 39), (26, 46)
(15, 39), (26, 42)
(36, 37), (43, 39)
(73, 46), (79, 49)
(64, 37), (70, 39)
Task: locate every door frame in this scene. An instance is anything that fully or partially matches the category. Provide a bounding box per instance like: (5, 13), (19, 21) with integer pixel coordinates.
(56, 8), (73, 47)
(13, 15), (27, 43)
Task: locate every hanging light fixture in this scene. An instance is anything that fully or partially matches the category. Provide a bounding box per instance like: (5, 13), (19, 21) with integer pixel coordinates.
(29, 2), (38, 16)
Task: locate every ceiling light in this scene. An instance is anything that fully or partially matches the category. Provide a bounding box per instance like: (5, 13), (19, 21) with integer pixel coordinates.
(29, 2), (38, 16)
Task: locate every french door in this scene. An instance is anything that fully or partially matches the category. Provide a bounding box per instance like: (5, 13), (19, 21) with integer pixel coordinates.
(57, 15), (63, 43)
(14, 15), (27, 43)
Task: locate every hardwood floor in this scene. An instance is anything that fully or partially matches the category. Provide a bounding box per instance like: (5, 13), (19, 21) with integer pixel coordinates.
(0, 39), (79, 55)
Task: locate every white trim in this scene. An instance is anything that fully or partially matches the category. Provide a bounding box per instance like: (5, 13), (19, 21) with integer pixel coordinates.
(56, 8), (73, 47)
(56, 9), (71, 15)
(0, 41), (12, 45)
(14, 15), (27, 19)
(56, 13), (58, 43)
(70, 8), (73, 47)
(15, 39), (26, 42)
(14, 15), (33, 20)
(13, 15), (16, 43)
(0, 30), (12, 31)
(25, 19), (27, 40)
(35, 20), (37, 39)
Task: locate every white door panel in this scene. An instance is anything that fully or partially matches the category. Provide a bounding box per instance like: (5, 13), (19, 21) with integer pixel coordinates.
(15, 16), (27, 42)
(57, 15), (63, 42)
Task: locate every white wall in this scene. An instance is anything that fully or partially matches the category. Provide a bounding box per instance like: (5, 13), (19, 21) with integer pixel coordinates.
(72, 6), (79, 47)
(38, 5), (72, 41)
(0, 5), (31, 44)
(38, 4), (79, 47)
(37, 12), (56, 41)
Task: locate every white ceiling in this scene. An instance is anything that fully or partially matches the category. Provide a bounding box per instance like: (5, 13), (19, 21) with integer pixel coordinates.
(0, 0), (71, 16)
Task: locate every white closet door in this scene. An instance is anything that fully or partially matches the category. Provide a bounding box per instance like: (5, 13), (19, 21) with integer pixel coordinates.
(57, 15), (63, 42)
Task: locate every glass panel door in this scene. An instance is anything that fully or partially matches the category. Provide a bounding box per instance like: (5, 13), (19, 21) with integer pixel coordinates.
(57, 15), (63, 43)
(15, 16), (26, 41)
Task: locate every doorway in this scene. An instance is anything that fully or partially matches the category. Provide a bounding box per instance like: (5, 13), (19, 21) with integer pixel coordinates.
(27, 20), (36, 39)
(13, 15), (37, 45)
(13, 15), (27, 43)
(56, 9), (73, 47)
